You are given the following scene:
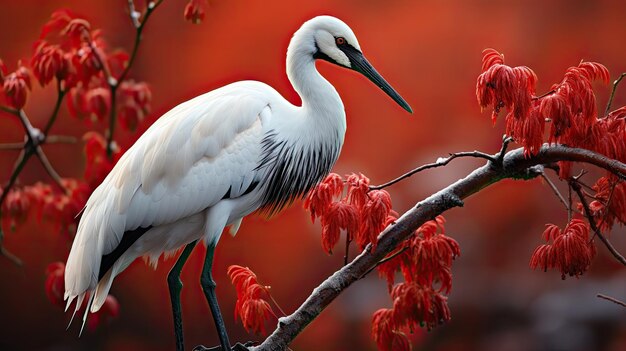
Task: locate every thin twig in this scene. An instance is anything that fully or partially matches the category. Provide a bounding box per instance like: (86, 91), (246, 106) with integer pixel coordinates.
(0, 246), (23, 267)
(343, 236), (351, 266)
(43, 80), (66, 136)
(369, 151), (496, 190)
(45, 135), (78, 144)
(0, 105), (18, 115)
(268, 293), (288, 318)
(540, 173), (569, 212)
(597, 293), (626, 308)
(103, 0), (164, 157)
(34, 146), (65, 191)
(568, 183), (573, 222)
(570, 180), (626, 266)
(0, 143), (25, 150)
(605, 72), (626, 116)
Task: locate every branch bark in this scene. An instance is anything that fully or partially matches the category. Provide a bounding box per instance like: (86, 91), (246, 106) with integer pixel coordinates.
(252, 144), (626, 351)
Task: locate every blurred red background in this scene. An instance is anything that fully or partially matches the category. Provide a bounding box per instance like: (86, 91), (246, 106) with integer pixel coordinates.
(1, 0), (626, 350)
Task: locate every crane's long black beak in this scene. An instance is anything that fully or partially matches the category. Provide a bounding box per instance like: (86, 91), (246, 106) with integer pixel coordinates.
(341, 45), (413, 113)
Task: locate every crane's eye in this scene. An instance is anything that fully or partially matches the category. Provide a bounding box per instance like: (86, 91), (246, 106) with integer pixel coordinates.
(335, 37), (346, 46)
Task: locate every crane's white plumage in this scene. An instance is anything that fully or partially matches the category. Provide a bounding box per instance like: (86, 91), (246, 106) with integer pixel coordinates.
(64, 15), (410, 333)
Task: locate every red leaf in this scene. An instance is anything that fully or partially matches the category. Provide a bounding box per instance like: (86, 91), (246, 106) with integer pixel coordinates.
(320, 201), (359, 254)
(529, 219), (596, 278)
(184, 0), (207, 24)
(357, 189), (392, 250)
(372, 309), (412, 351)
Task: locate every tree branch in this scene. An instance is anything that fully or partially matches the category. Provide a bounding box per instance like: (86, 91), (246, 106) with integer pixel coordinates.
(252, 144), (626, 351)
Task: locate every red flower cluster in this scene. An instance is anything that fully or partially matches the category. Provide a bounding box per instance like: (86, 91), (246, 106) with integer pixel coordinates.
(83, 131), (122, 189)
(587, 176), (626, 232)
(1, 62), (32, 109)
(304, 173), (394, 254)
(25, 10), (152, 129)
(476, 49), (611, 158)
(372, 309), (412, 351)
(184, 0), (207, 24)
(372, 216), (458, 349)
(1, 188), (31, 232)
(45, 262), (119, 332)
(1, 179), (90, 235)
(530, 219), (596, 279)
(227, 265), (275, 335)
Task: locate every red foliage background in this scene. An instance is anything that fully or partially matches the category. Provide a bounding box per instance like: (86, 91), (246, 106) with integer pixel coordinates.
(1, 0), (626, 350)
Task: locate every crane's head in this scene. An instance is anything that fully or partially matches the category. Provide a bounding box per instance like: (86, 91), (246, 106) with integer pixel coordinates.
(293, 15), (412, 113)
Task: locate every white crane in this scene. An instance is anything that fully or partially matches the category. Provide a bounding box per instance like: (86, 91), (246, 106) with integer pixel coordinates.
(64, 15), (411, 351)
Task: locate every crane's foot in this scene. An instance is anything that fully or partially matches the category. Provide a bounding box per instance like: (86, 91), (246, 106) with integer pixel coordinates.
(192, 341), (256, 351)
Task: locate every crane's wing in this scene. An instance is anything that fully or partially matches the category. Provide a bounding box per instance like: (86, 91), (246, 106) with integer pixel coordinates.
(66, 81), (275, 298)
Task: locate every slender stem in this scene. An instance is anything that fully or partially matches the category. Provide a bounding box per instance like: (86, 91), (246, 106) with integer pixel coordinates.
(541, 173), (569, 212)
(0, 245), (23, 266)
(104, 0), (164, 157)
(34, 146), (66, 191)
(0, 143), (25, 150)
(597, 293), (626, 308)
(605, 72), (626, 116)
(369, 151), (496, 190)
(268, 293), (288, 318)
(571, 180), (626, 266)
(43, 80), (67, 136)
(343, 236), (351, 266)
(0, 105), (19, 115)
(45, 135), (78, 144)
(568, 183), (573, 222)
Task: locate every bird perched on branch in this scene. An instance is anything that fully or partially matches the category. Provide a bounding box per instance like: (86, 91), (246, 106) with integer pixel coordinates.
(64, 15), (411, 351)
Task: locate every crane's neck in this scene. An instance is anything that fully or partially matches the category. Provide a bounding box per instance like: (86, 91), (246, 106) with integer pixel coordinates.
(286, 34), (346, 133)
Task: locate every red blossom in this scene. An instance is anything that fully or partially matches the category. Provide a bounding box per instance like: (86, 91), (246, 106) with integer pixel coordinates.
(320, 201), (359, 254)
(1, 188), (31, 232)
(45, 262), (66, 307)
(587, 177), (626, 231)
(530, 219), (596, 279)
(371, 309), (412, 351)
(304, 173), (344, 222)
(227, 265), (276, 335)
(63, 18), (92, 43)
(31, 41), (68, 86)
(391, 282), (451, 331)
(27, 179), (89, 234)
(346, 173), (370, 210)
(85, 87), (110, 121)
(357, 189), (392, 250)
(71, 44), (102, 84)
(117, 80), (151, 131)
(3, 63), (32, 109)
(40, 9), (77, 40)
(184, 0), (207, 24)
(83, 132), (119, 189)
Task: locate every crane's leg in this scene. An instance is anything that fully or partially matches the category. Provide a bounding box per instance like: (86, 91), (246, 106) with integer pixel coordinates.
(168, 240), (198, 351)
(200, 243), (232, 351)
